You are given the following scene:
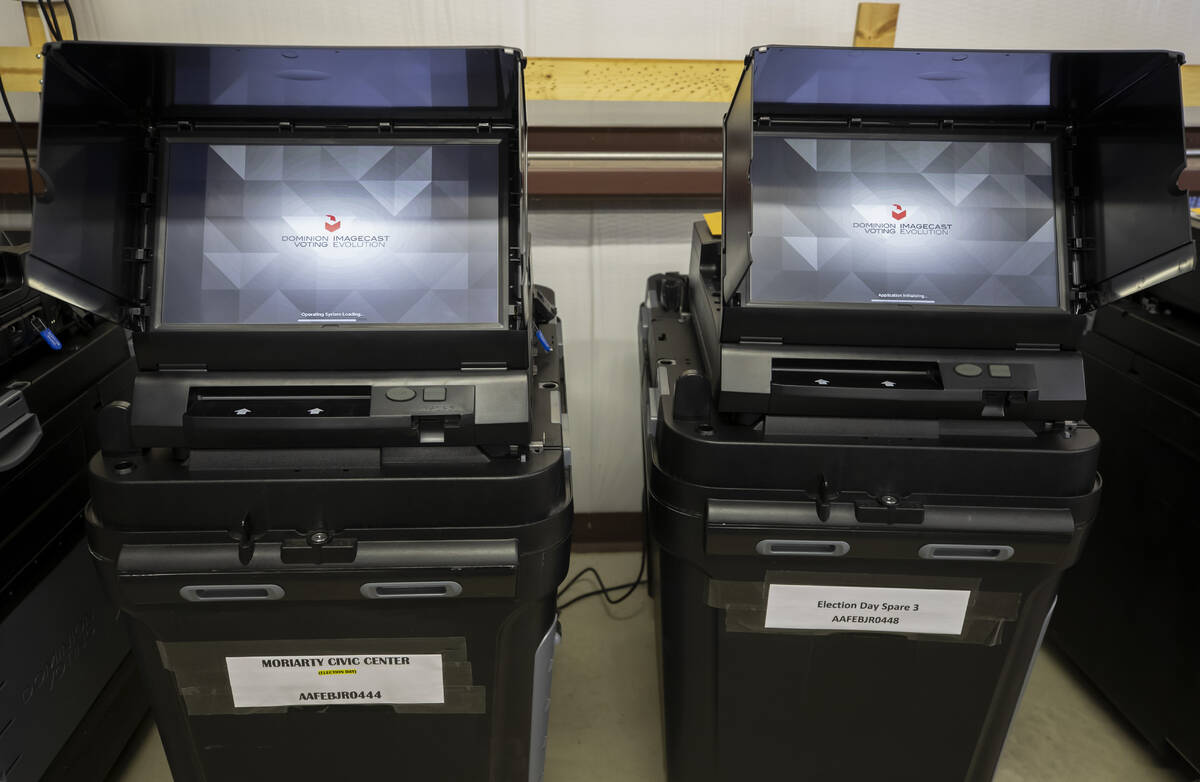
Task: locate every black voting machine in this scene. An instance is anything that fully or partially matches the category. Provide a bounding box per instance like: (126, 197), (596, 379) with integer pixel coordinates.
(1050, 215), (1200, 772)
(640, 46), (1193, 782)
(27, 43), (571, 782)
(1, 241), (146, 782)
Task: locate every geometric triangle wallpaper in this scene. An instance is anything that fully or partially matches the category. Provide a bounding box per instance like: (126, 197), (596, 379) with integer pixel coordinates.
(159, 142), (501, 325)
(748, 136), (1060, 309)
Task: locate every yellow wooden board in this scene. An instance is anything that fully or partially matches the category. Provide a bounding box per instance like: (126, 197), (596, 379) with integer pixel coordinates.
(1182, 65), (1200, 108)
(854, 3), (900, 48)
(703, 211), (722, 237)
(0, 3), (72, 93)
(525, 58), (741, 103)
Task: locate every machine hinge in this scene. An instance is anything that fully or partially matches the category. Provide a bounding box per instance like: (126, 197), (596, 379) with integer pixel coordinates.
(477, 121), (492, 133)
(461, 361), (507, 371)
(126, 308), (148, 332)
(739, 335), (783, 345)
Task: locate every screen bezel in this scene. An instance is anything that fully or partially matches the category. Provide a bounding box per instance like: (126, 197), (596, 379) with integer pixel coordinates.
(151, 135), (509, 331)
(744, 129), (1069, 314)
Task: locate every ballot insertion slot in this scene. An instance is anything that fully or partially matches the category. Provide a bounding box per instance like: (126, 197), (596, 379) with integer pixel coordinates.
(772, 359), (944, 390)
(187, 386), (372, 418)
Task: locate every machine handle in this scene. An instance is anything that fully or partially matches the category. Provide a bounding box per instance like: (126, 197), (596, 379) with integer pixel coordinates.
(918, 544), (1014, 561)
(179, 584), (285, 602)
(360, 581), (464, 599)
(0, 411), (43, 472)
(755, 540), (850, 557)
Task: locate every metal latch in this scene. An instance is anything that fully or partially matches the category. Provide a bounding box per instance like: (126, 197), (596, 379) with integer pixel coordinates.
(0, 385), (43, 473)
(854, 494), (925, 525)
(280, 531), (358, 565)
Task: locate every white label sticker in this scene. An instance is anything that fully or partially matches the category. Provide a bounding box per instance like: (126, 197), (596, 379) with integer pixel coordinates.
(764, 584), (971, 636)
(225, 654), (444, 708)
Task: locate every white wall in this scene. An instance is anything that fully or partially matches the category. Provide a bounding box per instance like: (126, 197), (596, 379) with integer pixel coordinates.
(69, 0), (1200, 60)
(530, 201), (715, 513)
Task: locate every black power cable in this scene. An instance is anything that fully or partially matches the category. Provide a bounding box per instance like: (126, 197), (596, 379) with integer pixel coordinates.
(556, 545), (647, 611)
(37, 0), (62, 41)
(0, 74), (35, 212)
(61, 0), (79, 39)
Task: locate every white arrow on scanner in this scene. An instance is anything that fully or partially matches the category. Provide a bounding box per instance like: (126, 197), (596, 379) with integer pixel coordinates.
(308, 407), (324, 415)
(881, 380), (897, 388)
(814, 379), (830, 386)
(234, 408), (251, 416)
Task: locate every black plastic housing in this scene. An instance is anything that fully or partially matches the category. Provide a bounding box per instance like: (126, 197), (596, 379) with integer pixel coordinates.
(87, 316), (571, 782)
(0, 312), (148, 782)
(1149, 216), (1200, 314)
(1051, 296), (1200, 773)
(641, 274), (1100, 782)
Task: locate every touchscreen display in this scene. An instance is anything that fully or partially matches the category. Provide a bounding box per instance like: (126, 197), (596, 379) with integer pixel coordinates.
(749, 136), (1060, 308)
(159, 142), (502, 325)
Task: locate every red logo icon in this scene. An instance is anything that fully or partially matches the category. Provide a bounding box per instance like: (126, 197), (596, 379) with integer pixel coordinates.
(891, 204), (907, 220)
(324, 214), (341, 232)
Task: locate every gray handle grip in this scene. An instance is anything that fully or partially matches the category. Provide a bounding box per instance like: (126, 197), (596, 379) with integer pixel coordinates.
(360, 581), (463, 599)
(918, 544), (1014, 561)
(179, 584), (285, 602)
(755, 540), (850, 557)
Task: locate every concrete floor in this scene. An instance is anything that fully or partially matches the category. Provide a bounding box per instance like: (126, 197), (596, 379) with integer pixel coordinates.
(108, 551), (1193, 782)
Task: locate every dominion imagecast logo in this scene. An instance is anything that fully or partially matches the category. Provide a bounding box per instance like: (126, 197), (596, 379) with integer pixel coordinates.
(280, 214), (391, 249)
(853, 203), (951, 237)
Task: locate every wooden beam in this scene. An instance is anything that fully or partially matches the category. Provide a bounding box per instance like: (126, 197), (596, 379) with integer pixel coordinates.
(0, 3), (73, 93)
(854, 2), (900, 48)
(1183, 65), (1200, 108)
(571, 512), (645, 550)
(0, 158), (44, 196)
(525, 57), (740, 103)
(529, 164), (721, 198)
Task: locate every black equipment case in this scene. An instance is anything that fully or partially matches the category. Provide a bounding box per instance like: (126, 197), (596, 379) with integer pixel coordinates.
(1049, 215), (1200, 772)
(28, 43), (572, 782)
(640, 46), (1193, 782)
(0, 243), (145, 782)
